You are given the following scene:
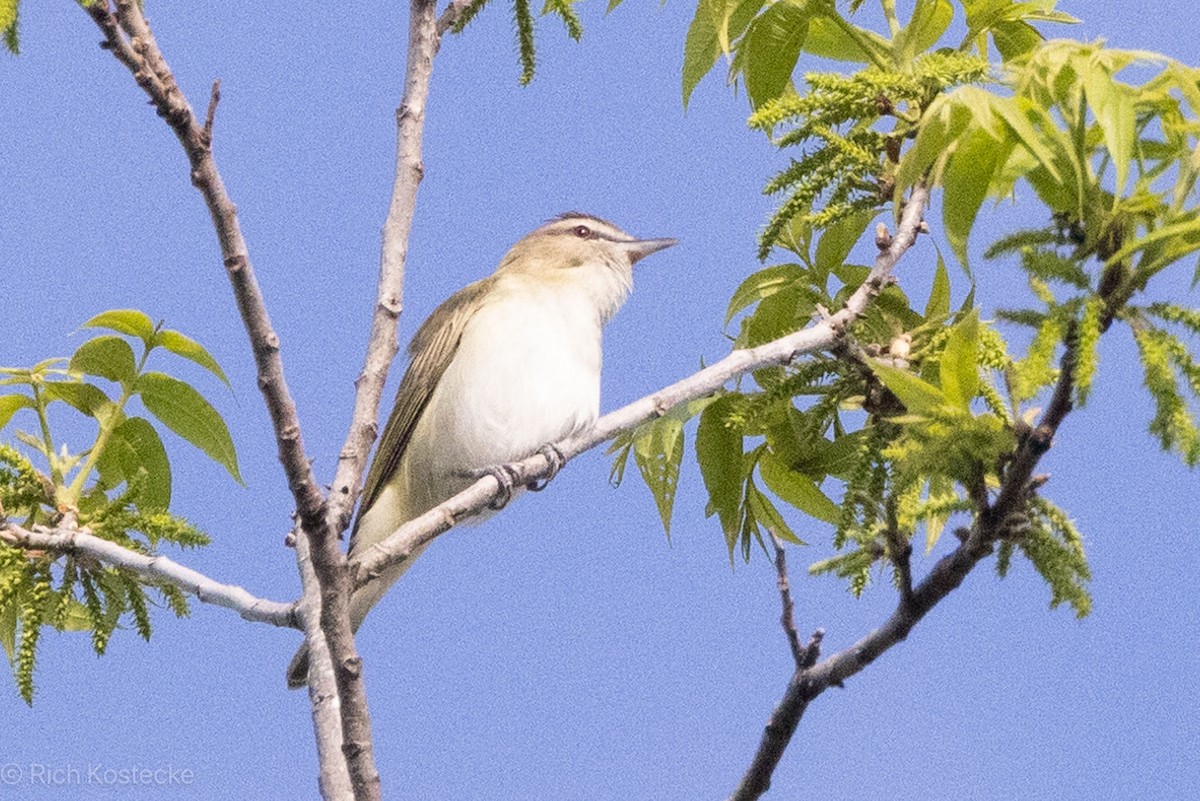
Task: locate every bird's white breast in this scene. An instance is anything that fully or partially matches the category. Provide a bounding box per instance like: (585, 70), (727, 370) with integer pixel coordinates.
(398, 275), (606, 515)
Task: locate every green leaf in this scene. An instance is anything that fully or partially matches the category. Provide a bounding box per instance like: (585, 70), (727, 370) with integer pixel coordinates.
(759, 449), (839, 523)
(940, 309), (980, 410)
(870, 361), (949, 415)
(70, 336), (137, 384)
(0, 394), (32, 430)
(82, 309), (156, 345)
(924, 475), (955, 554)
(725, 264), (804, 326)
(695, 396), (744, 542)
(734, 0), (810, 109)
(895, 0), (953, 65)
(943, 128), (1012, 270)
(154, 329), (230, 388)
(683, 0), (723, 107)
(1103, 215), (1200, 276)
(1082, 69), (1135, 196)
(802, 13), (890, 64)
(633, 417), (685, 535)
(96, 417), (172, 511)
(39, 381), (111, 419)
(740, 286), (814, 348)
(717, 0), (764, 53)
(745, 479), (805, 545)
(814, 208), (877, 277)
(991, 19), (1043, 61)
(924, 253), (951, 320)
(135, 372), (242, 484)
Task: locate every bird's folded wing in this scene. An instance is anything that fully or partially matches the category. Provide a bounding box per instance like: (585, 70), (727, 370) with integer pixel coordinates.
(350, 277), (496, 553)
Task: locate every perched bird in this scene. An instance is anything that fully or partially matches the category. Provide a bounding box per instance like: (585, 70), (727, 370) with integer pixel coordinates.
(287, 212), (676, 688)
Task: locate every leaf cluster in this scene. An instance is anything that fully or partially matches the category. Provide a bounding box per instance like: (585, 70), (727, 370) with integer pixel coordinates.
(1, 309), (233, 703)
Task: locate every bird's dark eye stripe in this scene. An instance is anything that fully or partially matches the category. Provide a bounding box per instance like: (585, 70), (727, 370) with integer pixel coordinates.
(559, 223), (617, 241)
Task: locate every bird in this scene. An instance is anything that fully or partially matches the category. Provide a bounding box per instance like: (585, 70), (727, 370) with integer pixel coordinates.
(287, 212), (676, 688)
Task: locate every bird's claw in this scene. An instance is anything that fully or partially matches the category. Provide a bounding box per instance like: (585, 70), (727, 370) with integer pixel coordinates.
(528, 444), (565, 492)
(483, 464), (519, 510)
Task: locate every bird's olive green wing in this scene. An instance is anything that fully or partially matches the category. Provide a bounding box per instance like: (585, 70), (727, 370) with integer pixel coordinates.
(353, 277), (496, 527)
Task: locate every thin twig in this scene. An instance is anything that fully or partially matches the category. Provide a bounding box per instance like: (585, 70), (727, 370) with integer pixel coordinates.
(202, 79), (220, 145)
(768, 532), (804, 667)
(324, 0), (442, 539)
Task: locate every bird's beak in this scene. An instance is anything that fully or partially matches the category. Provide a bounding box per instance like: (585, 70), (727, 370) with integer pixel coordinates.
(622, 237), (679, 264)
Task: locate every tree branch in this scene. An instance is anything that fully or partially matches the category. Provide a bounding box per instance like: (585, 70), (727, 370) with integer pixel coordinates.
(324, 0), (442, 539)
(81, 4), (379, 798)
(768, 533), (804, 668)
(0, 521), (297, 627)
(292, 526), (354, 800)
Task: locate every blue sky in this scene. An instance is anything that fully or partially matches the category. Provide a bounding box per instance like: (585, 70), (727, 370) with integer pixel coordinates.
(2, 1), (1198, 799)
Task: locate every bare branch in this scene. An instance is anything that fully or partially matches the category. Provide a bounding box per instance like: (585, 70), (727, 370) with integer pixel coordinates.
(0, 521), (297, 628)
(769, 533), (804, 668)
(325, 0), (443, 538)
(292, 527), (354, 800)
(350, 185), (932, 593)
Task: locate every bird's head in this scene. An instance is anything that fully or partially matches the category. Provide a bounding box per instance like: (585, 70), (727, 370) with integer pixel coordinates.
(497, 212), (677, 321)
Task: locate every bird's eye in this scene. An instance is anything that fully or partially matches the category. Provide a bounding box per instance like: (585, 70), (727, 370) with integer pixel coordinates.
(573, 225), (593, 239)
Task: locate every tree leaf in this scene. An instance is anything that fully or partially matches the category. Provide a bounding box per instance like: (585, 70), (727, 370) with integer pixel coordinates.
(1082, 68), (1135, 197)
(695, 396), (744, 542)
(991, 19), (1043, 61)
(0, 394), (32, 430)
(683, 0), (724, 108)
(82, 309), (156, 345)
(923, 253), (951, 320)
(734, 0), (810, 109)
(814, 208), (877, 277)
(869, 361), (949, 416)
(802, 13), (889, 64)
(135, 372), (242, 484)
(924, 475), (955, 554)
(940, 309), (980, 410)
(718, 0), (766, 53)
(943, 128), (1013, 270)
(725, 263), (805, 325)
(746, 478), (806, 544)
(96, 416), (172, 511)
(633, 416), (685, 535)
(69, 336), (137, 384)
(154, 329), (231, 388)
(758, 448), (839, 523)
(39, 381), (111, 419)
(895, 0), (953, 65)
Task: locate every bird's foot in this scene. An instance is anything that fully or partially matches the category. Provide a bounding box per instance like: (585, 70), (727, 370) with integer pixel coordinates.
(476, 464), (518, 510)
(527, 444), (565, 492)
